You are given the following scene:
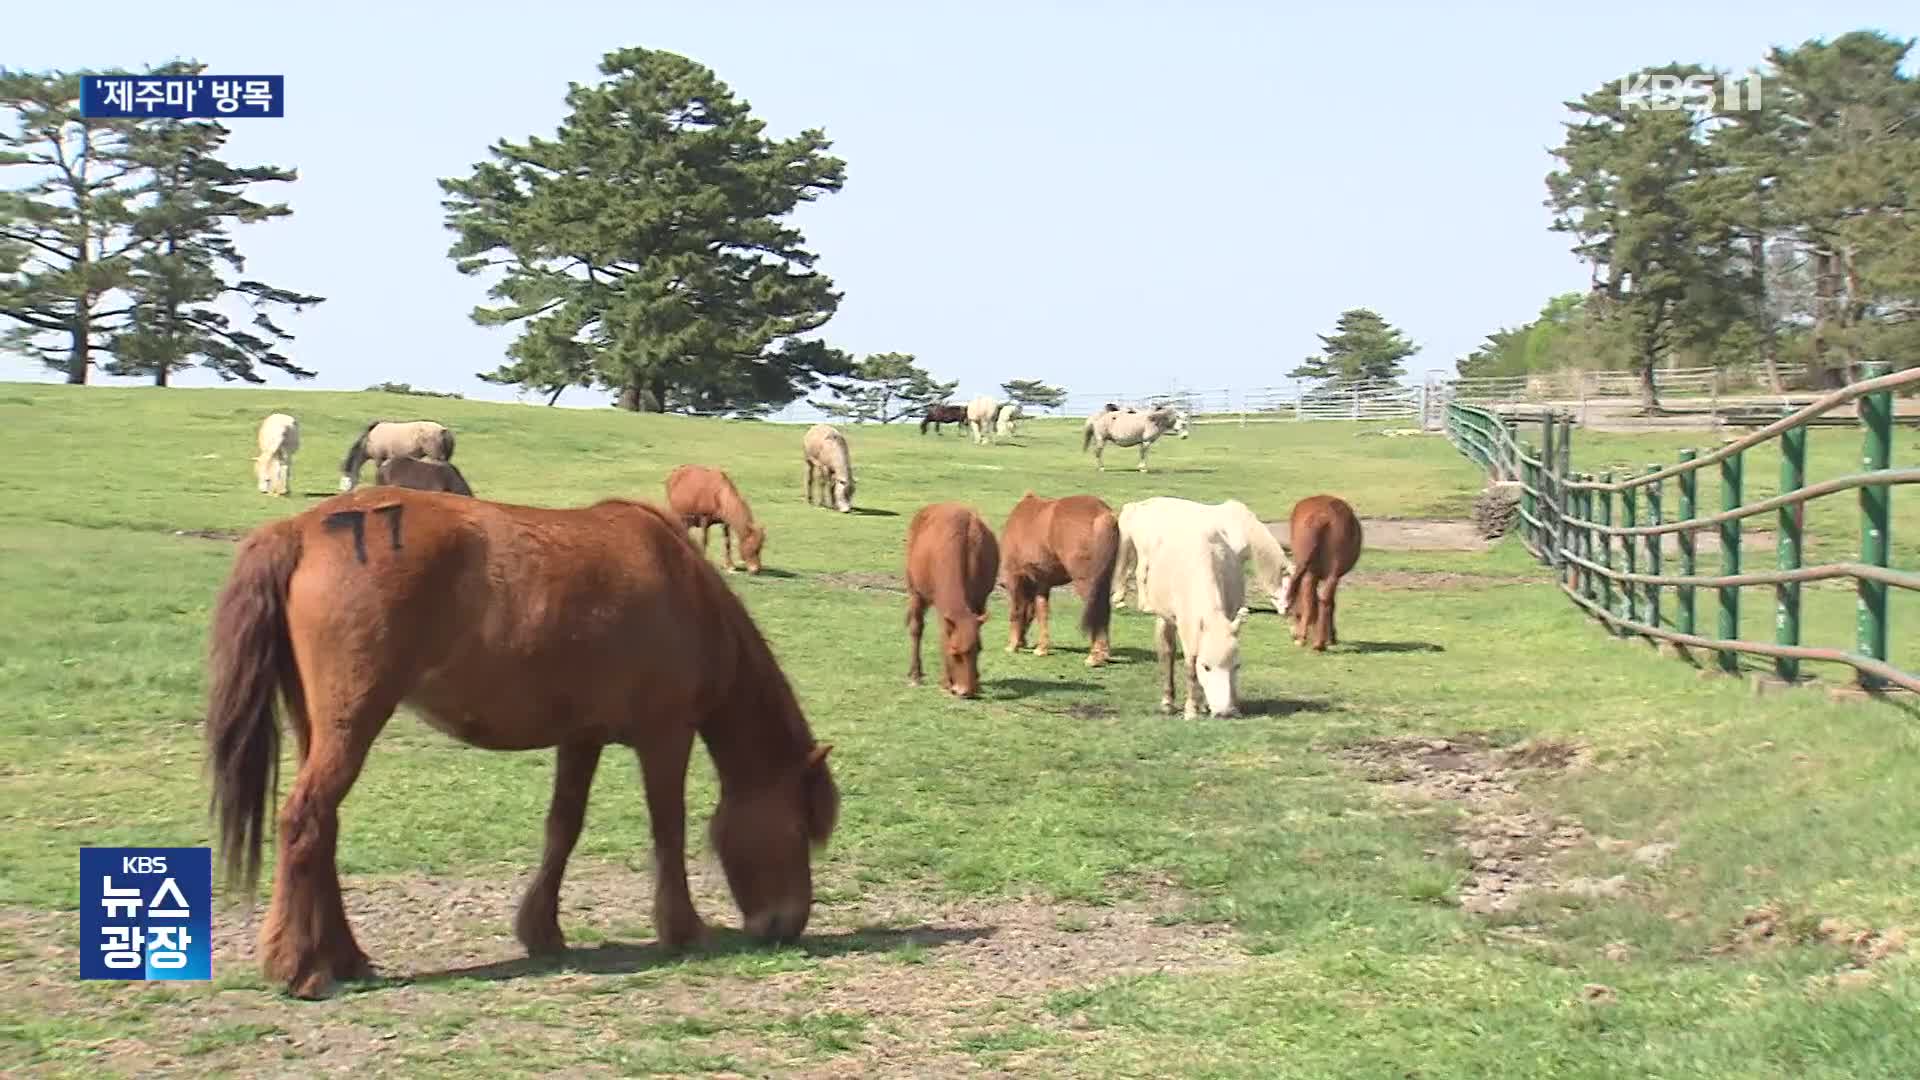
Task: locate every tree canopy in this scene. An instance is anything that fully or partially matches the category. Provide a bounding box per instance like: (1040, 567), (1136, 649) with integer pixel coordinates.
(1000, 378), (1067, 410)
(1291, 308), (1418, 384)
(441, 47), (853, 415)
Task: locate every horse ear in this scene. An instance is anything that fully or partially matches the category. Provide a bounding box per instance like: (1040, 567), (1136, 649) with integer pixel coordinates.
(806, 743), (833, 770)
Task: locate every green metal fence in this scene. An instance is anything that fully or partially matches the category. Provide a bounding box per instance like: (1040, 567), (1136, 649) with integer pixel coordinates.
(1444, 360), (1920, 694)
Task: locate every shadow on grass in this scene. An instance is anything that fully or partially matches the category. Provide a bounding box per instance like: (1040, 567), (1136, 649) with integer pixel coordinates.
(846, 507), (900, 518)
(1238, 697), (1335, 717)
(987, 677), (1103, 699)
(387, 923), (996, 988)
(737, 567), (801, 580)
(1338, 640), (1445, 655)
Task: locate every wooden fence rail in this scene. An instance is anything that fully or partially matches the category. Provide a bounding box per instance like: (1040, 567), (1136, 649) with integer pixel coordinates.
(1444, 360), (1919, 695)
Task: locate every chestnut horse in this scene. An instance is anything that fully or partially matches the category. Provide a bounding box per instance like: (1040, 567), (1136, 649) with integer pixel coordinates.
(904, 502), (999, 697)
(997, 492), (1120, 666)
(1282, 494), (1363, 651)
(665, 464), (766, 574)
(919, 403), (968, 435)
(375, 455), (473, 497)
(205, 488), (838, 999)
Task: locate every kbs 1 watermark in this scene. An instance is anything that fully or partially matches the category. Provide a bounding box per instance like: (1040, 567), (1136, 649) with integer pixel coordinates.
(79, 847), (213, 981)
(1618, 72), (1763, 113)
(79, 75), (285, 119)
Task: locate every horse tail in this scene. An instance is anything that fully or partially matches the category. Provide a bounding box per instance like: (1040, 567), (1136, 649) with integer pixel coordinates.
(434, 426), (456, 462)
(1081, 418), (1095, 453)
(205, 516), (304, 898)
(919, 415), (932, 435)
(1081, 509), (1120, 639)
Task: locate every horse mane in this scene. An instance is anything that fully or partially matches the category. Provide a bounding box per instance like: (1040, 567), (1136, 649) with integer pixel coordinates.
(609, 498), (814, 756)
(340, 420), (384, 474)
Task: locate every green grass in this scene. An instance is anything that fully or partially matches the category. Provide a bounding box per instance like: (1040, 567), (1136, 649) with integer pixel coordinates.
(0, 382), (1915, 1078)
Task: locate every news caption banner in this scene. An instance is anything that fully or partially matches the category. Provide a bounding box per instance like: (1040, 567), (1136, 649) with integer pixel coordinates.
(79, 75), (284, 119)
(79, 847), (212, 981)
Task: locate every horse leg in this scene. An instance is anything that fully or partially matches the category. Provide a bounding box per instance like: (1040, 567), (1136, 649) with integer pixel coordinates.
(514, 742), (603, 956)
(1315, 577), (1338, 651)
(906, 591), (928, 686)
(637, 728), (705, 949)
(804, 462), (815, 507)
(1094, 439), (1105, 471)
(699, 522), (713, 559)
(721, 523), (738, 572)
(258, 711), (384, 999)
(1005, 582), (1031, 654)
(1138, 440), (1150, 473)
(1184, 652), (1203, 720)
(1032, 591), (1052, 656)
(1291, 572), (1316, 647)
(1156, 617), (1177, 714)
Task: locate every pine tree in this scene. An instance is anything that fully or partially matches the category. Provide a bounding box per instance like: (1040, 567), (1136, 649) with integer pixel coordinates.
(812, 353), (956, 423)
(0, 69), (140, 383)
(1290, 308), (1418, 384)
(999, 378), (1067, 411)
(441, 47), (853, 414)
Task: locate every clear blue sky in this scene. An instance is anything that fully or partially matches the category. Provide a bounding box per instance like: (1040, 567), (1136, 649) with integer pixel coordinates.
(8, 2), (1914, 408)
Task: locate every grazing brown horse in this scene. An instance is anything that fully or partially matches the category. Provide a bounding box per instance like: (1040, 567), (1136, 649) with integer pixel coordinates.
(904, 502), (1000, 698)
(997, 492), (1120, 666)
(919, 403), (968, 435)
(665, 464), (766, 574)
(1282, 494), (1363, 651)
(204, 488), (838, 999)
(375, 455), (473, 496)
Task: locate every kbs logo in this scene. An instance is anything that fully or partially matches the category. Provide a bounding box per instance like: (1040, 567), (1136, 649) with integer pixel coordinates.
(1619, 72), (1763, 113)
(79, 847), (212, 981)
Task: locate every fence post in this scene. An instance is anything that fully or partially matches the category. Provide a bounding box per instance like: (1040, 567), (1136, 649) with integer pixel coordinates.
(1578, 477), (1596, 602)
(1557, 417), (1574, 574)
(1677, 449), (1697, 637)
(1622, 478), (1639, 624)
(1541, 414), (1560, 568)
(1519, 442), (1537, 557)
(1599, 471), (1619, 632)
(1776, 425), (1807, 683)
(1719, 450), (1744, 674)
(1645, 465), (1663, 631)
(1857, 359), (1893, 688)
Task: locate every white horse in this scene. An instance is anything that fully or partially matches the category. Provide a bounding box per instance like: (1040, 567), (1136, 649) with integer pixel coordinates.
(994, 401), (1023, 440)
(254, 413), (299, 497)
(965, 395), (1000, 445)
(340, 420), (455, 491)
(802, 423), (855, 513)
(1082, 405), (1190, 472)
(1114, 497), (1293, 613)
(1132, 519), (1251, 718)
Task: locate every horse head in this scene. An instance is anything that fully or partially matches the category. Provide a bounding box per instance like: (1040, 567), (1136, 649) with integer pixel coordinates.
(740, 524), (767, 574)
(943, 611), (990, 698)
(710, 741), (838, 944)
(1194, 606), (1249, 717)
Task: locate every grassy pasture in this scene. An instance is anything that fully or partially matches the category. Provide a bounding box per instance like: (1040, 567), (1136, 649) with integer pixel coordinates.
(0, 383), (1915, 1078)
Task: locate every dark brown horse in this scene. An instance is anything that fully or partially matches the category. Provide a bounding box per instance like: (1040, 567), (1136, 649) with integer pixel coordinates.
(1282, 494), (1363, 651)
(665, 464), (766, 574)
(919, 403), (968, 435)
(997, 492), (1120, 666)
(375, 455), (473, 496)
(904, 502), (1000, 698)
(205, 488), (838, 999)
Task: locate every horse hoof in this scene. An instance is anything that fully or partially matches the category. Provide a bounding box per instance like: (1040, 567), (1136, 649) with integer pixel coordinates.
(1033, 646), (1050, 657)
(907, 676), (922, 687)
(1159, 700), (1176, 715)
(1005, 644), (1020, 655)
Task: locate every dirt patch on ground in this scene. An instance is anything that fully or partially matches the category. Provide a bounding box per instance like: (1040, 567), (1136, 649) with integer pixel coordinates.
(1337, 735), (1610, 916)
(1, 861), (1244, 1077)
(170, 528), (241, 542)
(815, 570), (905, 595)
(1343, 569), (1529, 590)
(1266, 518), (1489, 553)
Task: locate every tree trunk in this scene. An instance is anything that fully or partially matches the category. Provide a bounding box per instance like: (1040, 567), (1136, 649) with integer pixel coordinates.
(616, 379), (665, 412)
(1751, 235), (1781, 393)
(545, 385), (566, 406)
(1812, 247), (1838, 379)
(65, 313), (89, 384)
(617, 384), (641, 411)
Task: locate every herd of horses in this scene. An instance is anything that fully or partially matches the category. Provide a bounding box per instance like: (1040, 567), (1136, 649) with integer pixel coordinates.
(215, 404), (1359, 998)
